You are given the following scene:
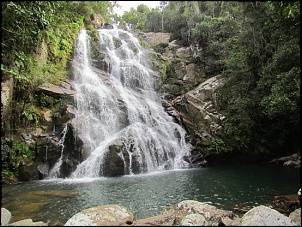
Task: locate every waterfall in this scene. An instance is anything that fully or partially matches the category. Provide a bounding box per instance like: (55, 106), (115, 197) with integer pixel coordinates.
(68, 28), (191, 178)
(47, 125), (68, 178)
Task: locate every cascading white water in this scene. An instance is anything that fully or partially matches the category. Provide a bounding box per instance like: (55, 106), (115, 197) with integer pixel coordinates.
(48, 124), (68, 178)
(69, 28), (191, 178)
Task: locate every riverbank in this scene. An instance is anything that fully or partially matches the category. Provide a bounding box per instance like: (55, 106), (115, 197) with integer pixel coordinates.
(2, 200), (301, 226)
(2, 164), (300, 225)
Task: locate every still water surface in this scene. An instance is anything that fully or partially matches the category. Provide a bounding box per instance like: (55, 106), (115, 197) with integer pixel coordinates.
(2, 164), (300, 225)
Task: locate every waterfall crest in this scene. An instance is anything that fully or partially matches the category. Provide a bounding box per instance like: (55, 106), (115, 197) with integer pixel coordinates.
(68, 28), (191, 178)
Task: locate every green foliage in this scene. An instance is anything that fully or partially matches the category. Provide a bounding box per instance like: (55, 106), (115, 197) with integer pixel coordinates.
(217, 1), (300, 155)
(22, 103), (44, 127)
(160, 61), (171, 82)
(138, 36), (149, 48)
(1, 1), (55, 63)
(201, 137), (229, 153)
(144, 9), (162, 32)
(1, 137), (34, 179)
(67, 1), (114, 23)
(259, 67), (300, 119)
(1, 1), (88, 135)
(153, 42), (169, 55)
(36, 94), (52, 108)
(122, 7), (140, 28)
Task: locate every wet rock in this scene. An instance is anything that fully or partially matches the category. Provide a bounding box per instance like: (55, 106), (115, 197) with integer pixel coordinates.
(102, 139), (126, 177)
(37, 163), (49, 179)
(240, 205), (296, 226)
(57, 123), (84, 178)
(64, 204), (133, 226)
(270, 153), (300, 168)
(273, 194), (300, 214)
(18, 166), (31, 182)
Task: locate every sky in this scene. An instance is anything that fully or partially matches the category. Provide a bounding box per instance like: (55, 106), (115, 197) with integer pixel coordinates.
(114, 1), (161, 16)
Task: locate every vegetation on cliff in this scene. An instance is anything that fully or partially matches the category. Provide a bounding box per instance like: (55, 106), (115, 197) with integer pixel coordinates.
(1, 1), (115, 181)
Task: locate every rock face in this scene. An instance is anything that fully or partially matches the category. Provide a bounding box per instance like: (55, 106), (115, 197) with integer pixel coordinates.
(14, 78), (85, 180)
(38, 79), (76, 97)
(64, 205), (134, 226)
(102, 140), (126, 177)
(135, 32), (171, 47)
(184, 75), (228, 138)
(240, 205), (296, 226)
(270, 153), (301, 168)
(138, 32), (228, 164)
(1, 76), (14, 135)
(90, 13), (104, 29)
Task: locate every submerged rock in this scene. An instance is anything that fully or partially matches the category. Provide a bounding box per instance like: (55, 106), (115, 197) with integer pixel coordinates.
(8, 219), (48, 226)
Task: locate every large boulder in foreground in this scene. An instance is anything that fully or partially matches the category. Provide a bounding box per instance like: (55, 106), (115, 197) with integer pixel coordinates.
(64, 204), (134, 226)
(161, 200), (234, 226)
(1, 208), (11, 226)
(289, 208), (301, 226)
(240, 205), (296, 226)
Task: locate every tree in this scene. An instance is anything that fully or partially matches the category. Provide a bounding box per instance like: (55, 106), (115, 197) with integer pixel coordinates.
(217, 1), (300, 155)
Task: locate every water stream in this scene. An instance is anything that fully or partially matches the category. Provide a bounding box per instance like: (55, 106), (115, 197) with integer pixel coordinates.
(50, 28), (191, 178)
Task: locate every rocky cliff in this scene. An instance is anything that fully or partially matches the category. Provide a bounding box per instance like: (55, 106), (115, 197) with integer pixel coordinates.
(135, 31), (230, 166)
